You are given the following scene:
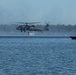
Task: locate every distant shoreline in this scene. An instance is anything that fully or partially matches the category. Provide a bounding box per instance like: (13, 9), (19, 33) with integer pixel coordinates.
(0, 35), (70, 38)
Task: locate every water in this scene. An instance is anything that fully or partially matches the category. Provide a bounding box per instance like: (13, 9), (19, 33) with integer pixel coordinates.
(0, 38), (76, 75)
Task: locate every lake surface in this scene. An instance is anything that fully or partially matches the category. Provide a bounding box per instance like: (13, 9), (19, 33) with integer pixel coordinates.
(0, 38), (76, 75)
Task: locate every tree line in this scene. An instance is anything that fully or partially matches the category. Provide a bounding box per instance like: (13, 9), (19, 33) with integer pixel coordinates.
(0, 24), (76, 32)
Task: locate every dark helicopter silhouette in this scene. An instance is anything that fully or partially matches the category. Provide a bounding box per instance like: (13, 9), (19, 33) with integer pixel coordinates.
(16, 22), (49, 32)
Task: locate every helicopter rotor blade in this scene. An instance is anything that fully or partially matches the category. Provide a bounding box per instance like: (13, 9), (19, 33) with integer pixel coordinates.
(17, 22), (40, 24)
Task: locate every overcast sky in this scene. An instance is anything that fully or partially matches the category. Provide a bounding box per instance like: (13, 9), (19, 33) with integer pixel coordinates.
(0, 0), (76, 25)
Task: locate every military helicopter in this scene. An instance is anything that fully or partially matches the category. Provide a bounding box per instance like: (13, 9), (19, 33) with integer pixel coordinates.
(16, 22), (49, 33)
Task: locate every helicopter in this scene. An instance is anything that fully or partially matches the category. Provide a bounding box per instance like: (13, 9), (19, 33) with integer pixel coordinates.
(16, 22), (49, 33)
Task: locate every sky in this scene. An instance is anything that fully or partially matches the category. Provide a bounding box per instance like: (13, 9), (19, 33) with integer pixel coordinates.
(0, 0), (76, 25)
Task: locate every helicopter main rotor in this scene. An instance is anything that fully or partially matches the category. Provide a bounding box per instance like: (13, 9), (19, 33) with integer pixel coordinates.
(17, 22), (40, 25)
